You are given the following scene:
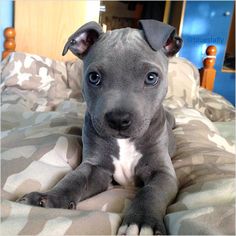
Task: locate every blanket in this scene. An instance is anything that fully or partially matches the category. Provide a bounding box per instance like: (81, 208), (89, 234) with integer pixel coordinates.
(1, 52), (235, 235)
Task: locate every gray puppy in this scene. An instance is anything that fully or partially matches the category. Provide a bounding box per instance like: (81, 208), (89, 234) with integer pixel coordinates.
(18, 20), (182, 235)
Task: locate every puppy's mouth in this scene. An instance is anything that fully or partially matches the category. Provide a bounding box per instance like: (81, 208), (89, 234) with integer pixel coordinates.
(113, 132), (131, 139)
(92, 115), (150, 139)
(93, 121), (131, 139)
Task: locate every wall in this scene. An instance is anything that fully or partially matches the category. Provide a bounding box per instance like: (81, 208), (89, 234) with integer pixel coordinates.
(0, 0), (13, 58)
(0, 1), (99, 61)
(179, 0), (235, 105)
(14, 0), (100, 61)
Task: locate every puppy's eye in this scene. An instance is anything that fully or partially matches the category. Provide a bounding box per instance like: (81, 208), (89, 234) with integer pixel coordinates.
(145, 72), (159, 86)
(88, 72), (102, 86)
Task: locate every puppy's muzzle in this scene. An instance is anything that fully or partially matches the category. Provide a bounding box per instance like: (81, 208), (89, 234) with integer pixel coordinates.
(105, 110), (132, 131)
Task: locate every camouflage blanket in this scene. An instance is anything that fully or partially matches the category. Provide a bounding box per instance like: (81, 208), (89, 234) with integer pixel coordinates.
(1, 52), (235, 235)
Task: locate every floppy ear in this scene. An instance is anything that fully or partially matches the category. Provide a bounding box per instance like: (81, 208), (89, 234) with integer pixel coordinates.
(139, 19), (183, 57)
(62, 21), (103, 58)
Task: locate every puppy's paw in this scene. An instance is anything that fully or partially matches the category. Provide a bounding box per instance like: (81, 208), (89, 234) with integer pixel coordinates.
(17, 192), (76, 210)
(117, 224), (164, 235)
(117, 224), (157, 235)
(117, 214), (166, 235)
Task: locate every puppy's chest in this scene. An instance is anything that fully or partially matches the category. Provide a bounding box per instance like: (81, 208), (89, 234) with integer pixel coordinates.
(112, 139), (142, 186)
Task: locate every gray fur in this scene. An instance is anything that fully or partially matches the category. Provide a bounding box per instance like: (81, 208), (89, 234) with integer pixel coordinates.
(18, 20), (182, 235)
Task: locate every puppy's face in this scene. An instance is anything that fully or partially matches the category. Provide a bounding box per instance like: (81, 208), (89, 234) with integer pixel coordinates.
(62, 21), (182, 139)
(82, 29), (169, 139)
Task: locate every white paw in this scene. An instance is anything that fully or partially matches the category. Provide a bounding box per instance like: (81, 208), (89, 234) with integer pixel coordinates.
(140, 226), (154, 235)
(117, 224), (154, 235)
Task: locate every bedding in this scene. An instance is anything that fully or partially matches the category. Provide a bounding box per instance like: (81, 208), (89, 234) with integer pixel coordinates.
(1, 52), (235, 235)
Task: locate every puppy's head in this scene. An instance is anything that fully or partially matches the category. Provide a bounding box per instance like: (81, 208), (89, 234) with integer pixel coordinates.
(63, 20), (182, 139)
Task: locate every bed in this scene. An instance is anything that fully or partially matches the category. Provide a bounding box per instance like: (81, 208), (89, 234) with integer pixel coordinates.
(1, 28), (235, 235)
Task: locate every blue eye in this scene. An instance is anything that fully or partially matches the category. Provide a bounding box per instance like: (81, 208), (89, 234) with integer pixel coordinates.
(145, 72), (160, 86)
(88, 72), (101, 86)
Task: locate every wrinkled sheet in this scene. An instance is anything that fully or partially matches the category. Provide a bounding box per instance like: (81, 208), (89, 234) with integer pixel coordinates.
(1, 53), (235, 235)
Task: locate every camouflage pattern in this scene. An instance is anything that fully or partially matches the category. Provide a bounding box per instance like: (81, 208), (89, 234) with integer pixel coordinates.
(167, 56), (235, 122)
(167, 57), (201, 108)
(1, 52), (235, 235)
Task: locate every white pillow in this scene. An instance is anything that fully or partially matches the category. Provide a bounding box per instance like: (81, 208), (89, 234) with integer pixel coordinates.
(166, 57), (200, 107)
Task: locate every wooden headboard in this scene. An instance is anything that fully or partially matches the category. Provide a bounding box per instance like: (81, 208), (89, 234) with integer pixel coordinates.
(199, 45), (217, 91)
(2, 27), (16, 60)
(2, 27), (216, 91)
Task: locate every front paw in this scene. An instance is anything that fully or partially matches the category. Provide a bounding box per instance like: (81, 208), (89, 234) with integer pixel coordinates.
(117, 214), (166, 235)
(17, 192), (76, 210)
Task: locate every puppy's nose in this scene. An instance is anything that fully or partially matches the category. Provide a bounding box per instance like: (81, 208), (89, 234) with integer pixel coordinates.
(105, 110), (132, 130)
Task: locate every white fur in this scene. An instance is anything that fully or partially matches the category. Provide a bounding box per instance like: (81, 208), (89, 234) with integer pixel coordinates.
(117, 224), (154, 235)
(112, 139), (142, 186)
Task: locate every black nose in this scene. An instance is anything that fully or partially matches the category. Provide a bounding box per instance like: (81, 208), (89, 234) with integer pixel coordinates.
(105, 110), (132, 130)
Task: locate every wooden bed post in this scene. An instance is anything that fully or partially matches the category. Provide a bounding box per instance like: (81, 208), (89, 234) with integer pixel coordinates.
(200, 45), (217, 91)
(2, 27), (16, 60)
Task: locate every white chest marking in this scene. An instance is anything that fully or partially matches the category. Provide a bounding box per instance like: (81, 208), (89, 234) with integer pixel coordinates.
(112, 139), (142, 186)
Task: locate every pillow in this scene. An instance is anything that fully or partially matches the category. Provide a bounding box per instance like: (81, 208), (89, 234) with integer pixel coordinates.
(198, 87), (235, 122)
(166, 57), (200, 107)
(1, 52), (67, 93)
(1, 52), (83, 111)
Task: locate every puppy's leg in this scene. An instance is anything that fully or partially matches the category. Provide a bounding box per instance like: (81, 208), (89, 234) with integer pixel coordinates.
(118, 155), (178, 235)
(17, 162), (112, 209)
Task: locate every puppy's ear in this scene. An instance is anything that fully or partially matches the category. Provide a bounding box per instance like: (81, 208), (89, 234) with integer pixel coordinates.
(62, 21), (103, 58)
(139, 19), (182, 57)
